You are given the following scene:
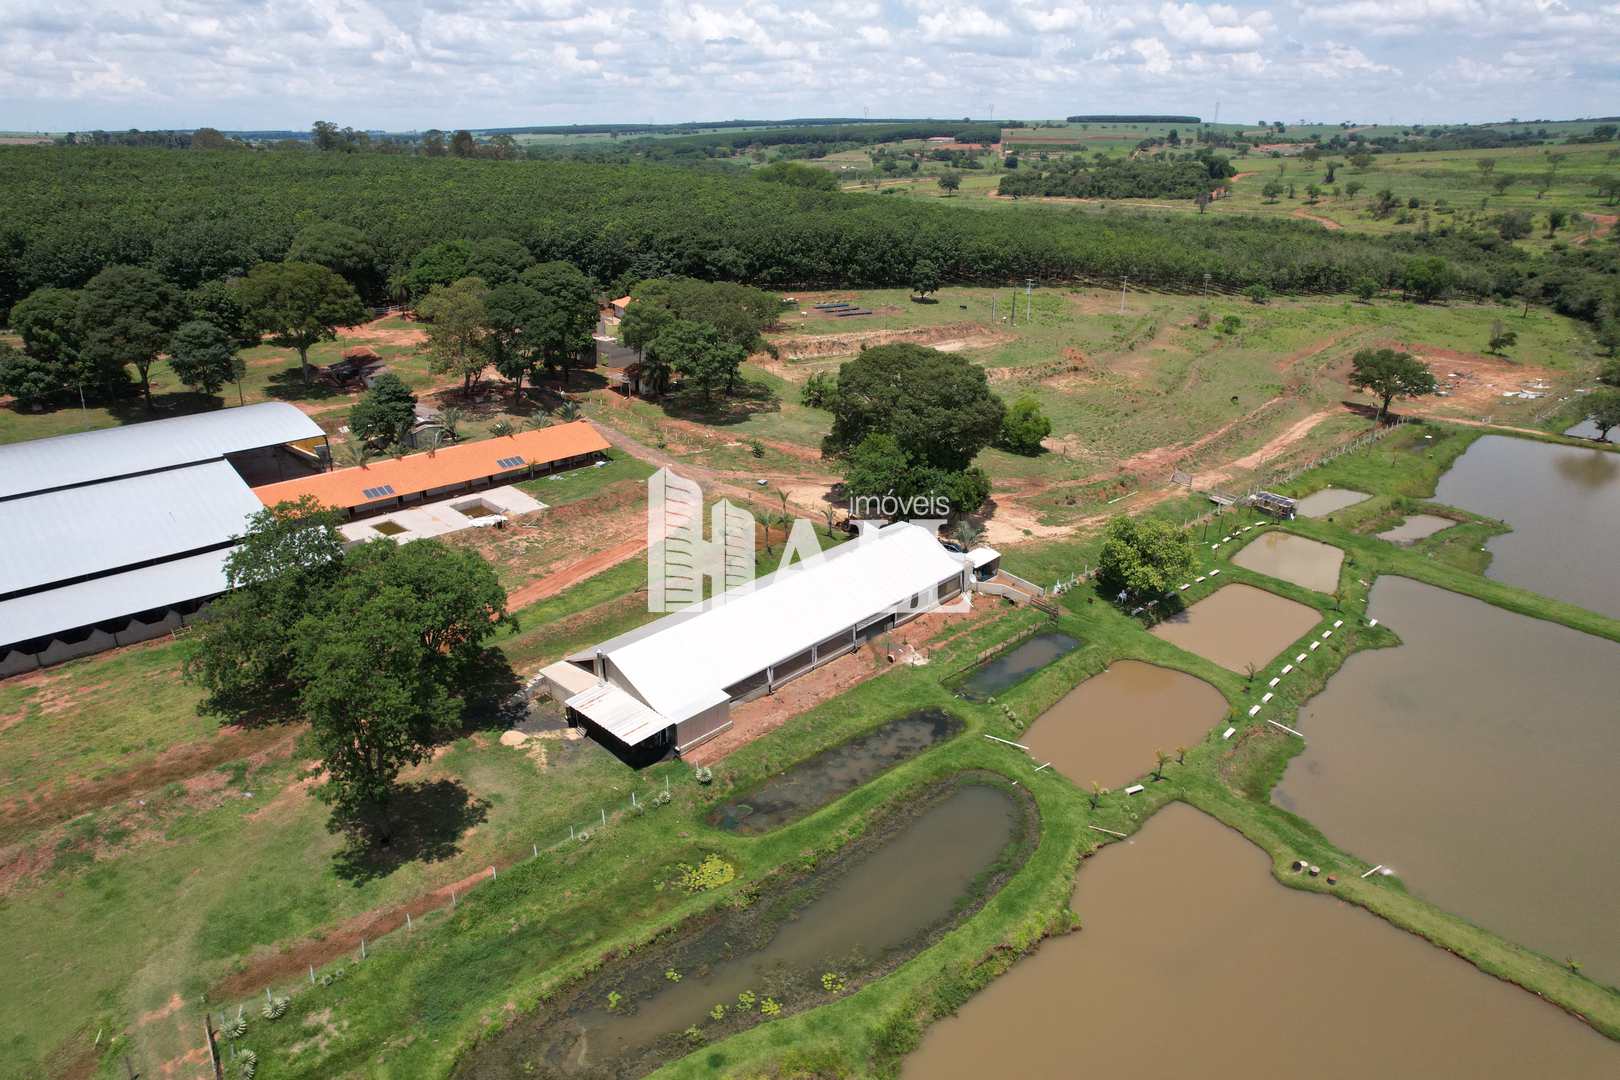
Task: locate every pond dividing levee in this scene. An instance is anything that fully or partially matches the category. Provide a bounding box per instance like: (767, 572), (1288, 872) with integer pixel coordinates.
(709, 708), (963, 834)
(455, 779), (1031, 1079)
(1275, 575), (1620, 986)
(1435, 434), (1620, 619)
(905, 804), (1617, 1078)
(1024, 661), (1228, 789)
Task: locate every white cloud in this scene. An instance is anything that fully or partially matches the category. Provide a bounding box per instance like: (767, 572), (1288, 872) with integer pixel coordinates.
(0, 0), (1612, 129)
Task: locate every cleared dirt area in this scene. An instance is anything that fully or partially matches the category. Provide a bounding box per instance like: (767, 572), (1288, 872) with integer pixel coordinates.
(1381, 342), (1564, 415)
(771, 321), (1007, 360)
(1290, 206), (1344, 229)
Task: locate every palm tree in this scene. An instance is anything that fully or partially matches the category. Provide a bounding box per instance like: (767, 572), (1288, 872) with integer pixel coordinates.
(821, 507), (839, 538)
(342, 441), (374, 469)
(952, 520), (984, 548)
(438, 406), (464, 442)
(1088, 781), (1104, 810)
(524, 413), (552, 431)
(1175, 745), (1188, 765)
(557, 399), (581, 421)
(1153, 748), (1169, 781)
(760, 511), (787, 555)
(489, 419), (514, 438)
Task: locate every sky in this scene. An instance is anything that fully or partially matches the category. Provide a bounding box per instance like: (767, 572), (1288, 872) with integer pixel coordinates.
(1, 1), (1618, 133)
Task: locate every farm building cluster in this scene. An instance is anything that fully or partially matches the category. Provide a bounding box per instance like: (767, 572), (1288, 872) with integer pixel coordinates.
(0, 405), (607, 675)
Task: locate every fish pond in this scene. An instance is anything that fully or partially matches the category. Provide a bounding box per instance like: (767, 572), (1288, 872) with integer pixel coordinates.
(905, 803), (1617, 1079)
(1024, 661), (1228, 789)
(1294, 487), (1371, 517)
(1376, 513), (1456, 543)
(1150, 583), (1321, 674)
(1275, 575), (1620, 986)
(709, 708), (963, 834)
(457, 780), (1031, 1079)
(1434, 434), (1620, 618)
(954, 631), (1079, 701)
(1230, 531), (1345, 593)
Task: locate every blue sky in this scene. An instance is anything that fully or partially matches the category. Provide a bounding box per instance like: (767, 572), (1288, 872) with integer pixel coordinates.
(1, 1), (1617, 132)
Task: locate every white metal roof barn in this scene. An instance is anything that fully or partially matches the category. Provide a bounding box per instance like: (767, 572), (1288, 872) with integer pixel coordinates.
(0, 402), (321, 499)
(0, 404), (326, 675)
(561, 522), (971, 762)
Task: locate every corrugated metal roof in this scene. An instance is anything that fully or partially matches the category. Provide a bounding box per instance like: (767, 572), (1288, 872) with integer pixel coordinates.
(0, 460), (262, 597)
(0, 548), (231, 650)
(564, 681), (670, 746)
(0, 403), (323, 500)
(596, 523), (966, 721)
(252, 421), (611, 510)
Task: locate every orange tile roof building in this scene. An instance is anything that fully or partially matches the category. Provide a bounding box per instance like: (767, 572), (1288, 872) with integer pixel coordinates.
(254, 421), (611, 516)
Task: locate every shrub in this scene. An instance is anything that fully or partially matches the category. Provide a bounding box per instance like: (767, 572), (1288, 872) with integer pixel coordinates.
(677, 853), (736, 892)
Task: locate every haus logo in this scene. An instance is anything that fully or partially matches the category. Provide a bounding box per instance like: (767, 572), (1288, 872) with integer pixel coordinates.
(646, 468), (970, 615)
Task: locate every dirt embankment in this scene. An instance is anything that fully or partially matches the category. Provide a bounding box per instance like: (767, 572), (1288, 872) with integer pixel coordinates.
(771, 322), (1005, 360)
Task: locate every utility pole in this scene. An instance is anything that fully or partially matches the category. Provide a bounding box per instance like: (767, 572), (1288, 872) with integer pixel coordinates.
(1025, 278), (1034, 323)
(1120, 275), (1128, 315)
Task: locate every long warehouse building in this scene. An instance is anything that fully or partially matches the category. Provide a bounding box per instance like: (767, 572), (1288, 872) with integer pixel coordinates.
(0, 404), (326, 675)
(545, 522), (973, 763)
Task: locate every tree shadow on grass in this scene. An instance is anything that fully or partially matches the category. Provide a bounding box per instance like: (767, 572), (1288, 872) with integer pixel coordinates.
(659, 377), (781, 427)
(265, 365), (345, 403)
(330, 778), (491, 885)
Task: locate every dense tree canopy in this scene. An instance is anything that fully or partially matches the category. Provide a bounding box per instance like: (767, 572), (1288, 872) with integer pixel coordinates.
(184, 502), (508, 836)
(287, 222), (383, 303)
(167, 319), (246, 398)
(823, 344), (1005, 471)
(349, 371), (419, 445)
(1, 147), (1614, 352)
(417, 276), (491, 394)
(1096, 516), (1197, 601)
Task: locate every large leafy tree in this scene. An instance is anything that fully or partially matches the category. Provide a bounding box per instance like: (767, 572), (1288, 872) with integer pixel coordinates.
(648, 318), (745, 402)
(1349, 347), (1437, 420)
(909, 258), (941, 300)
(840, 432), (992, 518)
(1096, 517), (1197, 602)
(417, 276), (490, 394)
(234, 261), (367, 384)
(75, 265), (184, 408)
(168, 319), (246, 399)
(400, 240), (472, 299)
(823, 344), (1005, 471)
(188, 279), (258, 348)
(466, 238), (535, 287)
(182, 497), (346, 722)
(10, 286), (82, 370)
(0, 343), (60, 407)
(349, 371), (418, 444)
(294, 539), (507, 838)
(287, 222), (382, 302)
(483, 281), (546, 405)
(520, 261), (599, 386)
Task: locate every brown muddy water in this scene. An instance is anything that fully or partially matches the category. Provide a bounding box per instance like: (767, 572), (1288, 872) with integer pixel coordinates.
(1294, 486), (1370, 517)
(1435, 434), (1620, 618)
(956, 631), (1079, 701)
(1376, 513), (1455, 543)
(457, 782), (1027, 1079)
(1276, 575), (1620, 986)
(1231, 531), (1344, 592)
(709, 708), (963, 834)
(1024, 661), (1228, 789)
(1150, 583), (1321, 673)
(905, 803), (1617, 1079)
